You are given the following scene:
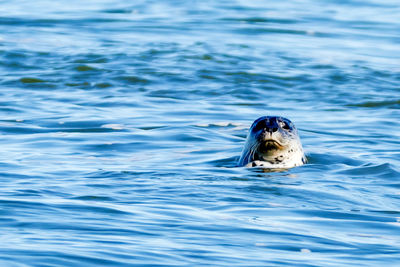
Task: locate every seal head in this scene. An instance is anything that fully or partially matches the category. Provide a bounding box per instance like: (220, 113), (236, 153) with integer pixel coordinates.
(238, 116), (306, 168)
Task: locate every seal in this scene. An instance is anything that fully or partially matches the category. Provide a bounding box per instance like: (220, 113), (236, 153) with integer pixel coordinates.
(238, 116), (306, 168)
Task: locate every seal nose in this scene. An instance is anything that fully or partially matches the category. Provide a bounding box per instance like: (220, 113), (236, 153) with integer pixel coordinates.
(265, 127), (278, 133)
(264, 118), (279, 133)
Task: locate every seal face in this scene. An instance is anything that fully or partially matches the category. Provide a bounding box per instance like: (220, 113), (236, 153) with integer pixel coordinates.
(238, 116), (306, 168)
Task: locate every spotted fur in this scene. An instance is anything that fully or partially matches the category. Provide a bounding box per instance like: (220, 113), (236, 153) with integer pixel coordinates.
(238, 116), (306, 169)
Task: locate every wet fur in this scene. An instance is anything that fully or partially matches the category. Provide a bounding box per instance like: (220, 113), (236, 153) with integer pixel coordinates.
(238, 116), (306, 169)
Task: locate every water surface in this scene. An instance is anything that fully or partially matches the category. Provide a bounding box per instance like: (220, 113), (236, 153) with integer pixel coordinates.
(0, 0), (400, 266)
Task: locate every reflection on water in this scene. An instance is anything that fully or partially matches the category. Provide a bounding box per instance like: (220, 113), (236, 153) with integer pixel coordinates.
(0, 0), (400, 266)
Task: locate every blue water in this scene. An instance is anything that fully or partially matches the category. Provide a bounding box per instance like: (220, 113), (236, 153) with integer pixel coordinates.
(1, 0), (400, 266)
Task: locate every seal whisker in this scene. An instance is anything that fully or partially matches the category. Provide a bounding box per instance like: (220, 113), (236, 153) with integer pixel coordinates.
(248, 142), (260, 161)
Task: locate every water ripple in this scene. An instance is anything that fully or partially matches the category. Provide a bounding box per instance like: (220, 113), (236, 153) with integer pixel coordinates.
(0, 0), (399, 266)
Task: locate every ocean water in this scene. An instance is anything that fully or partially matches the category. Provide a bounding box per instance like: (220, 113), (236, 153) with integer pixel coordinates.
(0, 0), (400, 266)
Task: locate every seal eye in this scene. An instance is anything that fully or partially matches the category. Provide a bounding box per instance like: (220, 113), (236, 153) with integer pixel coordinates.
(279, 121), (291, 131)
(252, 120), (267, 132)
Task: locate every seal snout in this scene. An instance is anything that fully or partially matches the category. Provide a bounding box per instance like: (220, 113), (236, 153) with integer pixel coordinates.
(264, 121), (279, 133)
(254, 117), (288, 152)
(259, 118), (279, 134)
(262, 139), (283, 151)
